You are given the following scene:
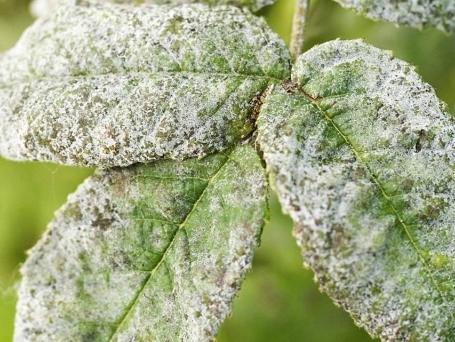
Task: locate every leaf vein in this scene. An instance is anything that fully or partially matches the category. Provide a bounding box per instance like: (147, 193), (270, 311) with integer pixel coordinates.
(133, 175), (209, 182)
(130, 217), (179, 225)
(106, 151), (232, 341)
(303, 92), (450, 310)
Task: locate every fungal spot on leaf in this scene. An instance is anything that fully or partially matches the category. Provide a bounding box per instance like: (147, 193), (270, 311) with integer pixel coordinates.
(281, 79), (300, 94)
(247, 85), (273, 130)
(326, 224), (346, 252)
(415, 129), (432, 153)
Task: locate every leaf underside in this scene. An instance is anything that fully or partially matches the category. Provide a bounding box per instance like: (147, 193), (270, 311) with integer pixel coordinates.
(15, 145), (267, 342)
(258, 39), (455, 341)
(0, 3), (290, 167)
(333, 0), (455, 32)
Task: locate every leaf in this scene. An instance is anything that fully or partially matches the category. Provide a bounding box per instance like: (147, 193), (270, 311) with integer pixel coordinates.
(257, 39), (455, 340)
(0, 3), (290, 167)
(30, 0), (275, 18)
(333, 0), (455, 32)
(15, 144), (267, 342)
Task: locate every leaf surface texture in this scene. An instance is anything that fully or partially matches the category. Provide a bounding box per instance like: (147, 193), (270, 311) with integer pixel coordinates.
(258, 39), (455, 341)
(30, 0), (275, 17)
(0, 3), (290, 167)
(333, 0), (455, 32)
(15, 145), (267, 342)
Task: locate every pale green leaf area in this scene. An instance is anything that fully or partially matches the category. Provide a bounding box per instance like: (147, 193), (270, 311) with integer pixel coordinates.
(333, 0), (455, 32)
(15, 145), (267, 341)
(258, 39), (455, 340)
(0, 3), (291, 167)
(30, 0), (276, 17)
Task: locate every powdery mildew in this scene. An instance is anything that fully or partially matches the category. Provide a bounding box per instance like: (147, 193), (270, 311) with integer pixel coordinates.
(30, 0), (276, 17)
(258, 39), (455, 340)
(15, 145), (267, 342)
(334, 0), (455, 32)
(0, 3), (291, 167)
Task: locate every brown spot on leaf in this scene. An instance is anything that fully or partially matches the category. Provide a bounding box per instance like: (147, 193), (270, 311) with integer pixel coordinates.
(281, 79), (299, 94)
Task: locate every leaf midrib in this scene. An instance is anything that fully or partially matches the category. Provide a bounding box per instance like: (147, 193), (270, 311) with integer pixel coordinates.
(106, 150), (233, 341)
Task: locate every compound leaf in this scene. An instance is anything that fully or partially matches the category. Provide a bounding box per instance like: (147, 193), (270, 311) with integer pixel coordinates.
(258, 39), (455, 340)
(0, 3), (290, 167)
(333, 0), (455, 32)
(15, 144), (267, 342)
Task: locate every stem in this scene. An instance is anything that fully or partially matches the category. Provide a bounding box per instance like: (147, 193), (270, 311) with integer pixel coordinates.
(290, 0), (310, 61)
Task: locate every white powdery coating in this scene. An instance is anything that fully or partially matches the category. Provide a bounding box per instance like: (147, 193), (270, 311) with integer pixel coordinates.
(1, 74), (267, 167)
(258, 40), (455, 340)
(15, 145), (267, 342)
(334, 0), (455, 32)
(14, 171), (142, 341)
(0, 3), (291, 167)
(2, 3), (290, 81)
(30, 0), (276, 17)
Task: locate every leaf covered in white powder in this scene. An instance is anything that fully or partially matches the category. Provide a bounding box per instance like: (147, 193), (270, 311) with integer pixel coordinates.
(333, 0), (455, 32)
(15, 144), (267, 342)
(30, 0), (276, 17)
(0, 3), (290, 167)
(257, 39), (455, 340)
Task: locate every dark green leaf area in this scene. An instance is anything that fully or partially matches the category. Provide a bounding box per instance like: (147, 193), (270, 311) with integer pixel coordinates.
(300, 59), (367, 99)
(15, 145), (267, 342)
(258, 40), (455, 341)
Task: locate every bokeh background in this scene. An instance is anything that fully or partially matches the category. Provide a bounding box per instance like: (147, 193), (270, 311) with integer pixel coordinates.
(1, 0), (455, 341)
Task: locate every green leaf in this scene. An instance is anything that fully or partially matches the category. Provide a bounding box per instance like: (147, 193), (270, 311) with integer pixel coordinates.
(333, 0), (455, 32)
(15, 144), (267, 341)
(30, 0), (276, 17)
(0, 3), (290, 167)
(257, 39), (455, 340)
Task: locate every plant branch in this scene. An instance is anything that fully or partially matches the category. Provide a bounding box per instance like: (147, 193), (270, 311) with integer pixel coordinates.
(290, 0), (309, 61)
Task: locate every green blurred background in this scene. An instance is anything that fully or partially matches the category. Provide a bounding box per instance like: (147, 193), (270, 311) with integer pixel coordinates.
(1, 0), (455, 341)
